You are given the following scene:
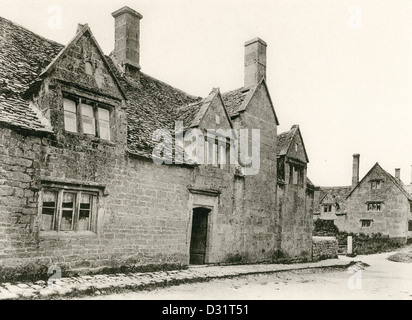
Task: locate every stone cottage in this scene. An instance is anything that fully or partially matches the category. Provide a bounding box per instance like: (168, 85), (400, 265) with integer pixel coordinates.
(0, 6), (313, 276)
(314, 154), (412, 243)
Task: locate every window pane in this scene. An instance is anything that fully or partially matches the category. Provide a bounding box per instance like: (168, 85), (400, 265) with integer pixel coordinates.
(78, 194), (92, 231)
(293, 167), (298, 185)
(99, 120), (111, 141)
(42, 191), (56, 231)
(61, 193), (75, 231)
(213, 142), (218, 167)
(64, 99), (77, 133)
(219, 144), (226, 168)
(98, 108), (111, 140)
(98, 108), (110, 121)
(82, 103), (96, 135)
(204, 141), (208, 165)
(83, 118), (96, 135)
(63, 99), (76, 113)
(82, 103), (94, 117)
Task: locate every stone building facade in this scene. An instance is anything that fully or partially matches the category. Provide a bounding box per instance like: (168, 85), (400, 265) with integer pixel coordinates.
(0, 6), (313, 276)
(276, 125), (313, 261)
(314, 154), (412, 243)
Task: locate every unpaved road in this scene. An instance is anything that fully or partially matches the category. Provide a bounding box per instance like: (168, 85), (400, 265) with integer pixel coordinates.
(82, 251), (412, 300)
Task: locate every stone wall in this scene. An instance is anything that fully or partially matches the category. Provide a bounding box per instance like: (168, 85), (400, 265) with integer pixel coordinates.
(231, 84), (280, 263)
(312, 237), (338, 262)
(0, 126), (194, 275)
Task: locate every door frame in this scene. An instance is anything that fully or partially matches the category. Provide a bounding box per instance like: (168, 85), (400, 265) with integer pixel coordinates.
(189, 206), (212, 265)
(187, 191), (219, 265)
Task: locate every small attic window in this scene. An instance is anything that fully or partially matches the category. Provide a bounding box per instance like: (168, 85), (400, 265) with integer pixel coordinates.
(323, 204), (332, 213)
(371, 180), (382, 190)
(295, 143), (298, 152)
(215, 115), (221, 125)
(85, 61), (93, 75)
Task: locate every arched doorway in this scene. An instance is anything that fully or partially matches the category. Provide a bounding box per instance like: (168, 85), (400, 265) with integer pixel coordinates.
(190, 207), (211, 265)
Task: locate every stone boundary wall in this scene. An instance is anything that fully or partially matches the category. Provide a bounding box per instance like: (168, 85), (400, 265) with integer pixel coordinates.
(312, 236), (338, 262)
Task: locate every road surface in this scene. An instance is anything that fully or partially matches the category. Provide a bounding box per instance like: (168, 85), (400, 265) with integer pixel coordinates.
(82, 250), (412, 300)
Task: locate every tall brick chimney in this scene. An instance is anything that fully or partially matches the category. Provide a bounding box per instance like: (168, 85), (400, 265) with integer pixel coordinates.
(352, 154), (360, 188)
(395, 168), (401, 180)
(244, 38), (267, 88)
(111, 6), (143, 76)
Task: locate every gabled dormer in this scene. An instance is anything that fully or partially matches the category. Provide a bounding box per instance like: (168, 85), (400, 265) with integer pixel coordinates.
(176, 88), (234, 168)
(277, 125), (309, 186)
(26, 24), (127, 147)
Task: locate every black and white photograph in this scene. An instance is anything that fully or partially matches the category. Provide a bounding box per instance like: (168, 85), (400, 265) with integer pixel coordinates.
(0, 0), (411, 305)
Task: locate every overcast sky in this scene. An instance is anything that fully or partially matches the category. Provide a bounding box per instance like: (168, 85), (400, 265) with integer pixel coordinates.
(1, 0), (412, 186)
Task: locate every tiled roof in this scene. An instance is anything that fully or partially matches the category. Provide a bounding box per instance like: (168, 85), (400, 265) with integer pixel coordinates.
(221, 87), (249, 117)
(314, 186), (352, 213)
(0, 16), (64, 132)
(110, 64), (201, 157)
(175, 100), (205, 129)
(119, 74), (201, 157)
(383, 169), (412, 201)
(277, 130), (293, 156)
(277, 125), (309, 164)
(0, 16), (201, 153)
(307, 177), (316, 189)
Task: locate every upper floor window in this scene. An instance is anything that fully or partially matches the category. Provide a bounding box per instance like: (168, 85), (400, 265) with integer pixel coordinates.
(290, 164), (304, 186)
(63, 95), (111, 141)
(371, 180), (383, 190)
(204, 136), (229, 170)
(409, 220), (412, 232)
(41, 188), (99, 233)
(367, 202), (382, 211)
(323, 204), (332, 213)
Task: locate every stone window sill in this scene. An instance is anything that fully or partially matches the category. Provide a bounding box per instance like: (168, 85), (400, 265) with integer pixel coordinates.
(39, 231), (97, 239)
(64, 132), (116, 147)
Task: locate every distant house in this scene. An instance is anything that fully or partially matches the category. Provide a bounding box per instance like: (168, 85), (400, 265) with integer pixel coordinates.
(314, 154), (412, 243)
(276, 125), (313, 260)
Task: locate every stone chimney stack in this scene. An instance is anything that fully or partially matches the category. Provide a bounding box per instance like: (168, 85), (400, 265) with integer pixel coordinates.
(244, 38), (267, 88)
(395, 168), (401, 180)
(111, 6), (143, 76)
(352, 154), (360, 188)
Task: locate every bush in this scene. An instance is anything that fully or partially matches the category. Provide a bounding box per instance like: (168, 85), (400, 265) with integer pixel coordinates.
(313, 219), (339, 236)
(337, 232), (404, 255)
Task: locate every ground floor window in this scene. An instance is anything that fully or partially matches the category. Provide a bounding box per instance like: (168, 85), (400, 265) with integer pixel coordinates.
(361, 219), (373, 228)
(41, 188), (98, 233)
